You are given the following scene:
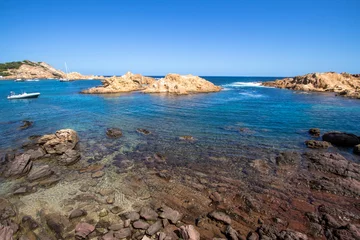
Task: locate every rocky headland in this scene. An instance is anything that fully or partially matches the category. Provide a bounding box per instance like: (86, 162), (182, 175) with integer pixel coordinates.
(81, 72), (156, 94)
(82, 73), (222, 95)
(1, 126), (360, 240)
(262, 72), (360, 99)
(0, 60), (102, 80)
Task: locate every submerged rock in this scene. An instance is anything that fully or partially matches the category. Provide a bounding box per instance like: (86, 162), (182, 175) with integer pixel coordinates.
(146, 220), (162, 236)
(137, 128), (151, 135)
(305, 140), (331, 149)
(179, 135), (195, 141)
(140, 207), (158, 220)
(4, 154), (32, 178)
(309, 128), (321, 137)
(180, 225), (200, 240)
(208, 211), (231, 225)
(275, 151), (301, 166)
(69, 209), (87, 219)
(25, 148), (45, 160)
(19, 120), (33, 130)
(75, 222), (95, 239)
(106, 128), (123, 138)
(322, 132), (360, 147)
(27, 164), (53, 182)
(58, 149), (81, 165)
(159, 206), (182, 224)
(0, 225), (13, 240)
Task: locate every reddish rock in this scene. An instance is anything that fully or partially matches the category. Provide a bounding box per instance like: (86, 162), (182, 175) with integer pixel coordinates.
(140, 207), (158, 220)
(146, 220), (162, 236)
(75, 222), (95, 239)
(180, 225), (200, 240)
(91, 171), (105, 178)
(133, 220), (150, 229)
(208, 211), (231, 225)
(159, 206), (182, 224)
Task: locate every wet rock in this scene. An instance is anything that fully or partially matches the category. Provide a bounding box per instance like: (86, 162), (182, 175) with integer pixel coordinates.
(36, 175), (61, 187)
(122, 211), (140, 221)
(109, 223), (123, 231)
(20, 120), (33, 130)
(156, 171), (171, 180)
(142, 236), (152, 240)
(154, 153), (166, 163)
(69, 209), (87, 219)
(208, 211), (231, 225)
(309, 128), (321, 137)
(79, 164), (104, 173)
(46, 214), (66, 239)
(92, 170), (105, 178)
(275, 151), (301, 166)
(162, 219), (169, 228)
(159, 206), (182, 224)
(27, 164), (53, 182)
(114, 228), (131, 238)
(133, 220), (150, 230)
(110, 206), (122, 214)
(106, 195), (115, 204)
(58, 149), (81, 165)
(106, 128), (122, 138)
(140, 207), (158, 220)
(25, 148), (45, 160)
(250, 159), (270, 174)
(0, 198), (16, 221)
(101, 231), (117, 240)
(124, 219), (131, 227)
(75, 222), (95, 239)
(322, 131), (360, 147)
(209, 192), (223, 203)
(247, 231), (259, 240)
(99, 209), (108, 217)
(306, 152), (360, 180)
(179, 136), (195, 141)
(40, 129), (79, 154)
(146, 220), (162, 236)
(180, 225), (200, 240)
(13, 186), (34, 195)
(354, 144), (360, 155)
(21, 215), (39, 230)
(226, 225), (240, 240)
(305, 140), (331, 149)
(278, 229), (308, 240)
(0, 225), (13, 240)
(5, 153), (32, 178)
(137, 128), (151, 135)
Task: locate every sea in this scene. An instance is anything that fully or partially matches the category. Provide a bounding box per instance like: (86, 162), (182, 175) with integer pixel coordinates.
(1, 77), (359, 166)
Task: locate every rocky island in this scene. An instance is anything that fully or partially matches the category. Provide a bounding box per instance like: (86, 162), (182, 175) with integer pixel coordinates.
(81, 72), (156, 94)
(0, 60), (102, 80)
(262, 72), (360, 99)
(82, 73), (222, 95)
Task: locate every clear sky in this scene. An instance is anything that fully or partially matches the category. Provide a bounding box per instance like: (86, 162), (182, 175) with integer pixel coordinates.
(1, 0), (359, 76)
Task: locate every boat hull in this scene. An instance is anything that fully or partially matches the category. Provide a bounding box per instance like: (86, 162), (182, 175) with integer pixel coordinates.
(7, 93), (40, 99)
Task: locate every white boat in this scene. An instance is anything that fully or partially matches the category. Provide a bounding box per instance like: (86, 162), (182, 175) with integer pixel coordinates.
(26, 79), (39, 82)
(59, 62), (73, 82)
(14, 79), (25, 82)
(7, 91), (40, 99)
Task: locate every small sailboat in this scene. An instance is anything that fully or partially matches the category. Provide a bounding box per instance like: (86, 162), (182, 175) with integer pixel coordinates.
(7, 91), (40, 99)
(59, 62), (73, 82)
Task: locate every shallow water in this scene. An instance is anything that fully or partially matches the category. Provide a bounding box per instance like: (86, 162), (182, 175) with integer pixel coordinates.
(0, 77), (359, 165)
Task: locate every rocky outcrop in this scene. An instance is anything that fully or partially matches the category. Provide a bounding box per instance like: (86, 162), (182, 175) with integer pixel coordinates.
(38, 129), (79, 155)
(322, 132), (360, 147)
(262, 72), (360, 99)
(305, 140), (331, 149)
(143, 74), (222, 94)
(81, 72), (155, 94)
(4, 154), (32, 178)
(0, 60), (102, 80)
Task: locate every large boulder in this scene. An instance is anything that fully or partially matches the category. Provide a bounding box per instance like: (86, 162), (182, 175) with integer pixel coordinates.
(4, 154), (32, 178)
(322, 132), (360, 147)
(39, 129), (79, 154)
(143, 74), (222, 95)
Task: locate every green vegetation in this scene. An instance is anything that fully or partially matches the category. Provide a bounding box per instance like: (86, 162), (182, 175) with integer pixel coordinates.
(0, 60), (40, 76)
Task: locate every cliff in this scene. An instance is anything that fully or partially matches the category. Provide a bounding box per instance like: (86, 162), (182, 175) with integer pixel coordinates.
(81, 72), (156, 94)
(142, 74), (222, 94)
(0, 60), (102, 80)
(262, 72), (360, 99)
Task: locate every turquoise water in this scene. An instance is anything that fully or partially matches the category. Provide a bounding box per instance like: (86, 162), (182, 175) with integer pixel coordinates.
(1, 77), (359, 164)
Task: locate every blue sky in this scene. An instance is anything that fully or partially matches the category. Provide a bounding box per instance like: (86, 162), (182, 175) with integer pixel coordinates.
(0, 0), (359, 76)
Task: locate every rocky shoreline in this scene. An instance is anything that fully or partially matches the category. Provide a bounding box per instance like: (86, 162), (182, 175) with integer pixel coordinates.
(262, 72), (360, 99)
(0, 126), (360, 239)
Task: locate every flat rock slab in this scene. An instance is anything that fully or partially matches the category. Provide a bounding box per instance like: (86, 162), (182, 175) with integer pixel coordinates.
(159, 206), (182, 224)
(27, 164), (53, 182)
(140, 207), (158, 220)
(133, 220), (150, 230)
(208, 211), (232, 225)
(122, 211), (140, 221)
(75, 222), (95, 239)
(114, 228), (131, 239)
(5, 154), (32, 177)
(146, 220), (162, 236)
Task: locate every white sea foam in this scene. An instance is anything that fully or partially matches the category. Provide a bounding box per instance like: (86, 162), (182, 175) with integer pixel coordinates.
(239, 92), (264, 98)
(222, 81), (263, 88)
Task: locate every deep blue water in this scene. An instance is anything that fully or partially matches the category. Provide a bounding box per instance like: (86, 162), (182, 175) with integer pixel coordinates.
(1, 77), (359, 164)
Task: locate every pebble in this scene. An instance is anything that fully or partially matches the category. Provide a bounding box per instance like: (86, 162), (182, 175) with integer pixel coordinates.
(99, 209), (108, 217)
(92, 171), (105, 178)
